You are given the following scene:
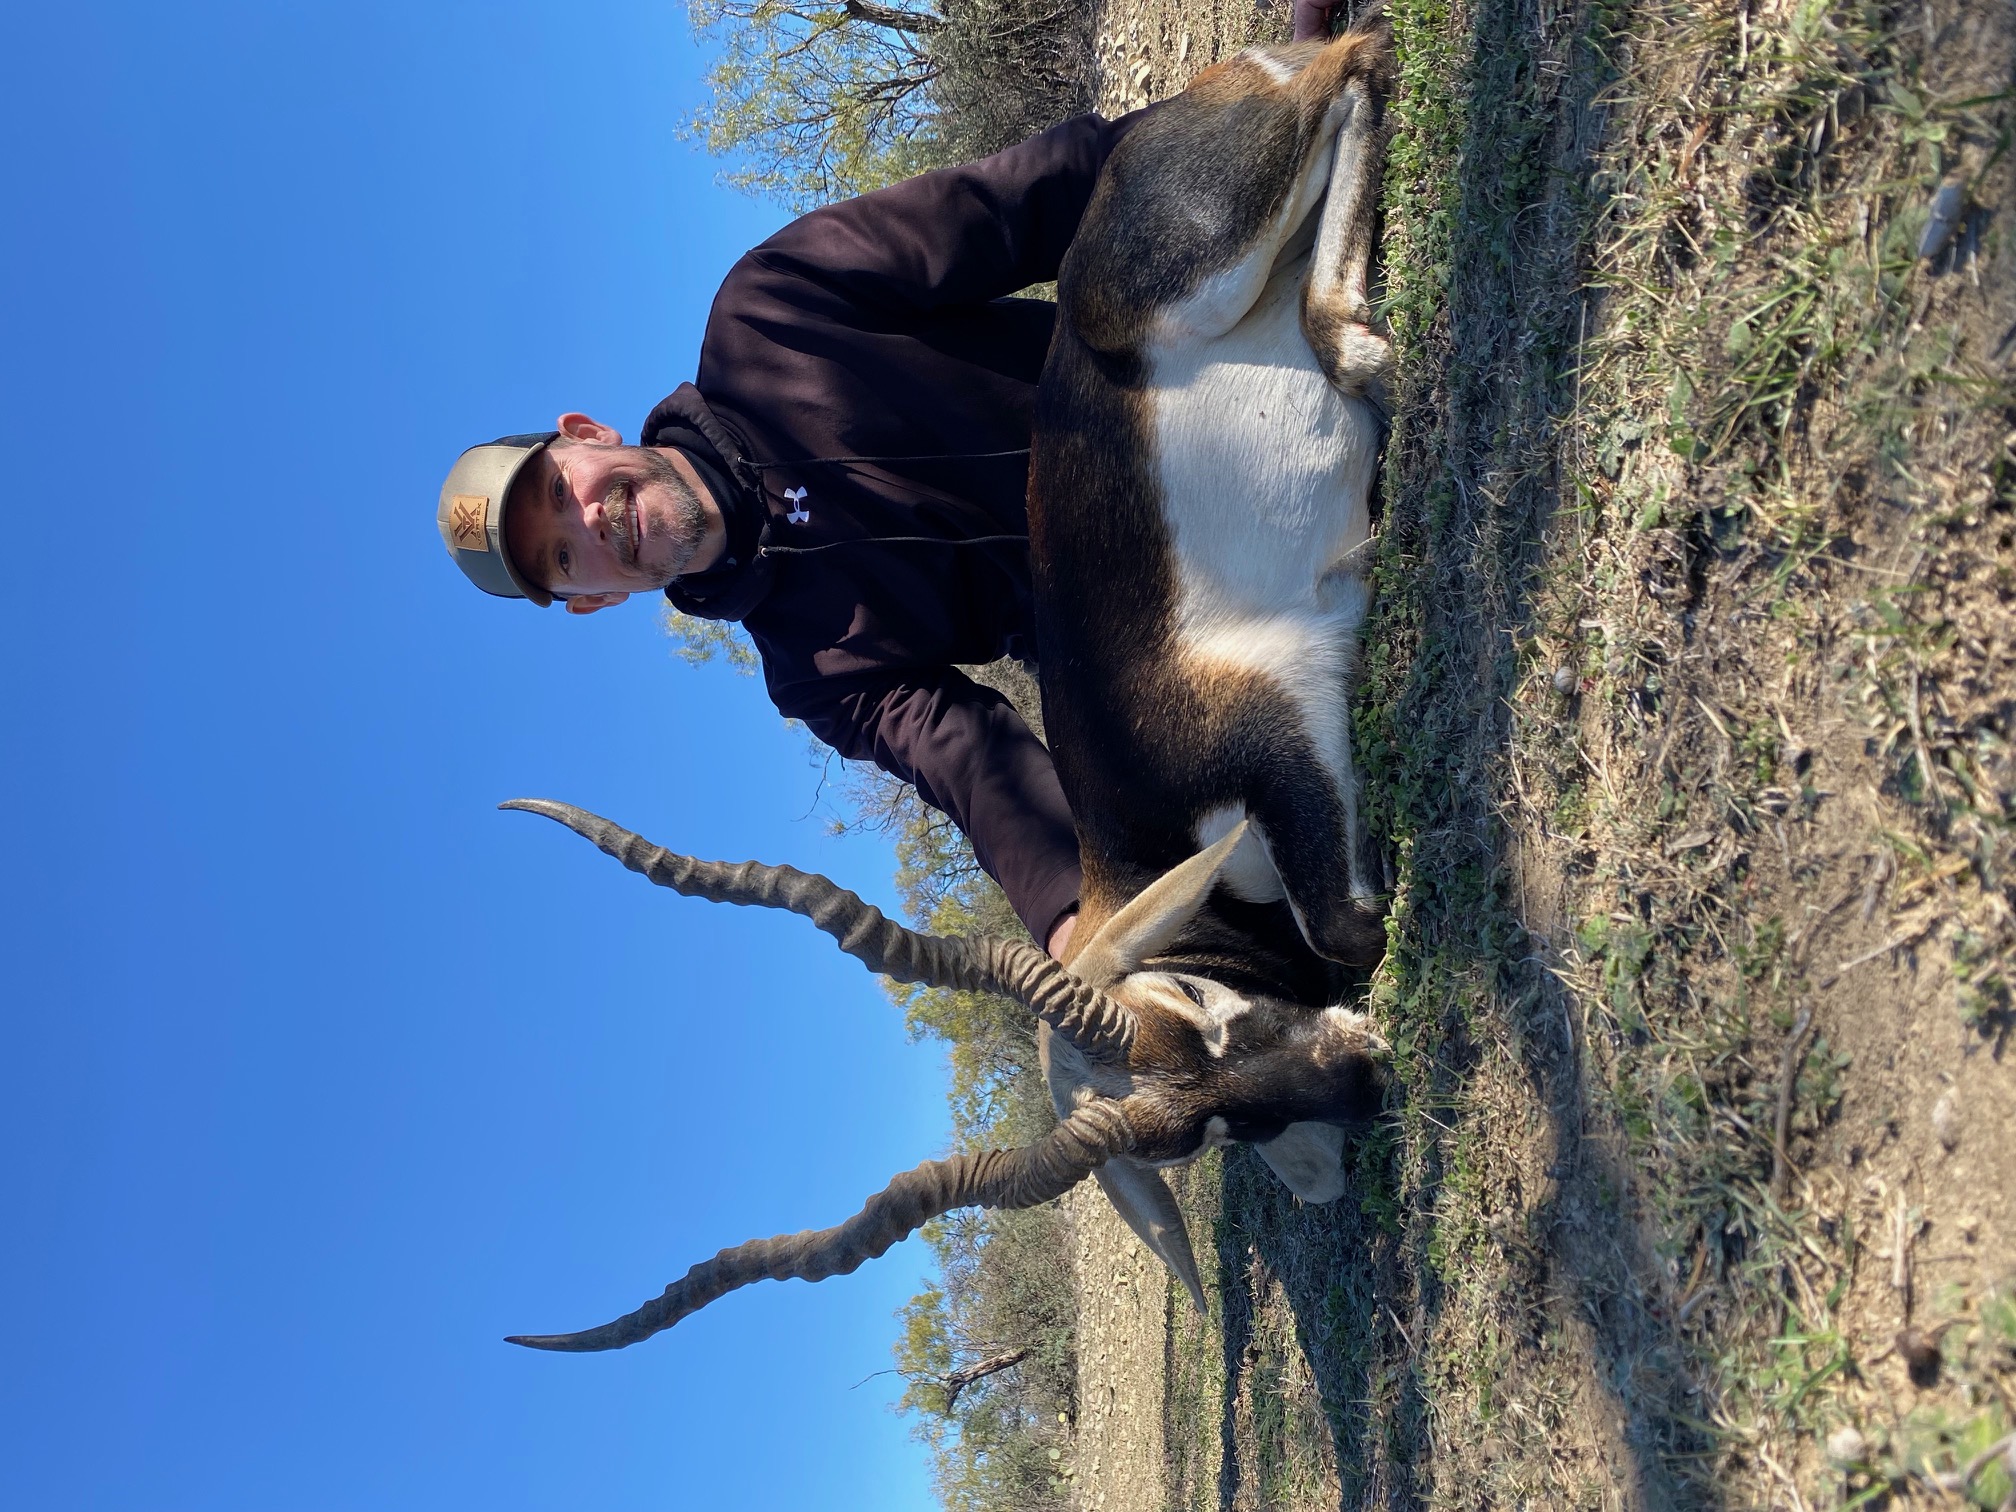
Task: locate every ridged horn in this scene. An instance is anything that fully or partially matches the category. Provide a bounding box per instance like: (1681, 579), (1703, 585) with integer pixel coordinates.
(500, 799), (1138, 1060)
(506, 1099), (1135, 1352)
(1069, 820), (1251, 988)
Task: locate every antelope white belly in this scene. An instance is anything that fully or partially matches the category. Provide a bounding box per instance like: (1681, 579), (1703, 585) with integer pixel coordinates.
(1149, 256), (1381, 610)
(1152, 257), (1383, 901)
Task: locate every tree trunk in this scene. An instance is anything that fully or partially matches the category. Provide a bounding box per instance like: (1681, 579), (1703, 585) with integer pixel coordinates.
(941, 1346), (1030, 1411)
(843, 0), (948, 34)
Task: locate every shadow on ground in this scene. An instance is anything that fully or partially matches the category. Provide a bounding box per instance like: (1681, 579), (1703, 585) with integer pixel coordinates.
(1175, 0), (1716, 1503)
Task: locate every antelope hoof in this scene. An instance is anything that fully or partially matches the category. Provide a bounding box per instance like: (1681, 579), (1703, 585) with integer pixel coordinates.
(1307, 898), (1388, 970)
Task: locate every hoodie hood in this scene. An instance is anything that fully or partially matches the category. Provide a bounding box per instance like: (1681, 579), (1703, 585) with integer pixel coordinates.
(642, 384), (777, 623)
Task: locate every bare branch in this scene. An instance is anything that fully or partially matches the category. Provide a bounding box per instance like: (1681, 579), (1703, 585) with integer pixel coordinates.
(939, 1346), (1029, 1412)
(843, 0), (948, 33)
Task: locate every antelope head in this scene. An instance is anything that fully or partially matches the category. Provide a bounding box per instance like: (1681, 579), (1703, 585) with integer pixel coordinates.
(498, 798), (1145, 1352)
(495, 801), (1383, 1350)
(1043, 823), (1388, 1309)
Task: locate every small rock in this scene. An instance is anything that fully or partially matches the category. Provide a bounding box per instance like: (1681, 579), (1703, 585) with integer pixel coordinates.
(1825, 1425), (1868, 1466)
(1897, 1327), (1942, 1387)
(1553, 664), (1576, 694)
(1958, 1212), (1980, 1242)
(1918, 180), (1966, 261)
(1931, 1089), (1961, 1151)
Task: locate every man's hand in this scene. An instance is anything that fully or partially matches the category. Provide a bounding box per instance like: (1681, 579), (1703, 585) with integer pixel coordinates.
(1046, 911), (1078, 961)
(1292, 0), (1337, 41)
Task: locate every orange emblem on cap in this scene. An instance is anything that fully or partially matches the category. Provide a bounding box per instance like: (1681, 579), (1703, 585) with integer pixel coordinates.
(450, 495), (490, 551)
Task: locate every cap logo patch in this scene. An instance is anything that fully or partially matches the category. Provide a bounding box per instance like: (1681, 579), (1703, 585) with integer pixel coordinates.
(450, 495), (491, 552)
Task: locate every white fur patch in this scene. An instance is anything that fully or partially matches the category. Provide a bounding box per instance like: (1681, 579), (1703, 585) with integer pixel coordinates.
(1249, 48), (1300, 86)
(1151, 255), (1382, 903)
(1196, 805), (1285, 902)
(1140, 970), (1249, 1057)
(1322, 1004), (1386, 1053)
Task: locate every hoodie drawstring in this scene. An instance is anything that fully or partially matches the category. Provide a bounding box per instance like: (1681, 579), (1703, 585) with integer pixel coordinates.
(747, 448), (1034, 559)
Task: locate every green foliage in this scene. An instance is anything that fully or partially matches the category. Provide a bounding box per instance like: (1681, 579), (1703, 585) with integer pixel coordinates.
(894, 1279), (957, 1417)
(658, 606), (760, 674)
(828, 664), (1073, 1510)
(683, 0), (1092, 208)
(916, 0), (1092, 168)
(684, 0), (942, 207)
(897, 1207), (1078, 1511)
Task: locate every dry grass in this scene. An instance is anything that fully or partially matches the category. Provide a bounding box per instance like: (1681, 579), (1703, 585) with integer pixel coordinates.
(1068, 0), (2016, 1506)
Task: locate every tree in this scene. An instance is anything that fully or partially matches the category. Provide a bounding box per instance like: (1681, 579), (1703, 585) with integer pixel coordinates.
(830, 662), (1077, 1510)
(684, 0), (946, 207)
(894, 1206), (1077, 1512)
(657, 605), (761, 674)
(684, 0), (1095, 208)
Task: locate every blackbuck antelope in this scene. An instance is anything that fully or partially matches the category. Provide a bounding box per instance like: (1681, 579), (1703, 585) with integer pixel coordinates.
(1028, 23), (1397, 1301)
(500, 22), (1395, 1353)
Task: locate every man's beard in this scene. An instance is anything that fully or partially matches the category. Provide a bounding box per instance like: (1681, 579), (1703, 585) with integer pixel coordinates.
(603, 451), (708, 582)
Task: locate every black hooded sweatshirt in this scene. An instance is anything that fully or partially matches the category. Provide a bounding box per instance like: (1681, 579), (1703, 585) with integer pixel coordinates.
(645, 111), (1140, 945)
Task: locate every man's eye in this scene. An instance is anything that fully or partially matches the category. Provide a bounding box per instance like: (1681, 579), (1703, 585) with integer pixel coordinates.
(553, 473), (566, 504)
(556, 546), (571, 577)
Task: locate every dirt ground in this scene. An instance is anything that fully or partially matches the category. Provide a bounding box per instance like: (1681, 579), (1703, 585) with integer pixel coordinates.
(1070, 1187), (1174, 1512)
(1067, 1), (2016, 1507)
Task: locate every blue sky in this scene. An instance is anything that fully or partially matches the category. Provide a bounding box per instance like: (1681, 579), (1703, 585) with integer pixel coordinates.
(0, 3), (950, 1507)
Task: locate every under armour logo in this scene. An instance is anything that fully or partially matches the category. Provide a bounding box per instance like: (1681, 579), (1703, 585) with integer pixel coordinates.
(784, 486), (811, 524)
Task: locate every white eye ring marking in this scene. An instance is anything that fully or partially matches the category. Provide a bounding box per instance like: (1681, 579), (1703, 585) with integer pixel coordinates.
(1156, 973), (1239, 1057)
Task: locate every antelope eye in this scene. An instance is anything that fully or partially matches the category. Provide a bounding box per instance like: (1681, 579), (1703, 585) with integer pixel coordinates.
(1176, 978), (1207, 1009)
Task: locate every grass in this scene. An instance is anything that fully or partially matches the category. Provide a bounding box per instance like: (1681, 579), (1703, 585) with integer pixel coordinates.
(1118, 0), (2016, 1505)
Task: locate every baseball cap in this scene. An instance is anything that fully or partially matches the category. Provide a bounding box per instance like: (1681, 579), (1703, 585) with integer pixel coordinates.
(437, 431), (561, 606)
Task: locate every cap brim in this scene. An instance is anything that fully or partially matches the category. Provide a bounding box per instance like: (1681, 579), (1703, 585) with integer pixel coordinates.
(438, 439), (554, 606)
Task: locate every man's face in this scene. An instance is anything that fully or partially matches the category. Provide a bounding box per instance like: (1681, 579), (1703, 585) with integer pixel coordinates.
(504, 413), (724, 612)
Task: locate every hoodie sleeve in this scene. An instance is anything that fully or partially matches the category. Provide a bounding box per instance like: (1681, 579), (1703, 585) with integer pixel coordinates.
(786, 668), (1083, 945)
(732, 111), (1143, 316)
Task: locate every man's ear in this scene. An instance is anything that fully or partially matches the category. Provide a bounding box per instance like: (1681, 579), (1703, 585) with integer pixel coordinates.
(556, 412), (624, 446)
(563, 591), (631, 615)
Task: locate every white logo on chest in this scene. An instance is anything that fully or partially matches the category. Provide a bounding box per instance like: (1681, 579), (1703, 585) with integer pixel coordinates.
(783, 486), (811, 524)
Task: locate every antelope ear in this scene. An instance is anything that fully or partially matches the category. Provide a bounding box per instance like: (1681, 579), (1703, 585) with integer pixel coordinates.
(1254, 1121), (1348, 1203)
(1070, 821), (1250, 987)
(1036, 1021), (1093, 1123)
(1094, 1160), (1207, 1313)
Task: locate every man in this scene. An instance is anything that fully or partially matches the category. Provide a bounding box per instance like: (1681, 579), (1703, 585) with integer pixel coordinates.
(437, 19), (1343, 961)
(438, 115), (1148, 961)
